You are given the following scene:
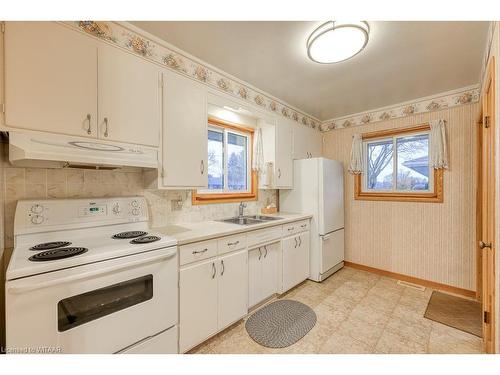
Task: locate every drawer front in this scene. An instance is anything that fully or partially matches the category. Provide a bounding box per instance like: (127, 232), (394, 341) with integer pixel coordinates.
(283, 220), (310, 236)
(247, 226), (282, 248)
(217, 234), (247, 255)
(179, 240), (218, 266)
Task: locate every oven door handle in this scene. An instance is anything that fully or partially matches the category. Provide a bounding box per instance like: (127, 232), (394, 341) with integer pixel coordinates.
(7, 248), (177, 295)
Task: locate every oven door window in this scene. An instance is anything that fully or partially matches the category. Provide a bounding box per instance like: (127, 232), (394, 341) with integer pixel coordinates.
(58, 275), (153, 332)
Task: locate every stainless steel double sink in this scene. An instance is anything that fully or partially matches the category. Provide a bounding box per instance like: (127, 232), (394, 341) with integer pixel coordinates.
(219, 215), (283, 226)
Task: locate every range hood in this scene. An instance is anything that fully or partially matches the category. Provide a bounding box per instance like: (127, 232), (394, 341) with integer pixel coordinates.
(8, 131), (158, 169)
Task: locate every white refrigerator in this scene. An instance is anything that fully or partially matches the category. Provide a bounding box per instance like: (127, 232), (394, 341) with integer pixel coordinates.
(279, 157), (344, 282)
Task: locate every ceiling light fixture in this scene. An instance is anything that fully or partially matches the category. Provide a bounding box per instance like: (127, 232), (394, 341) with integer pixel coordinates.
(306, 21), (370, 64)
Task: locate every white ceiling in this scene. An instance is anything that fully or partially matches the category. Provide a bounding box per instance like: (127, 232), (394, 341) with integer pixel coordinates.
(131, 21), (489, 121)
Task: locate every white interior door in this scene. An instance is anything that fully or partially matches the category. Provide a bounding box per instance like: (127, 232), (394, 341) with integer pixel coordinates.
(4, 22), (98, 138)
(179, 259), (218, 353)
(320, 229), (344, 274)
(162, 71), (208, 188)
(217, 250), (248, 330)
(261, 242), (279, 300)
(248, 247), (262, 308)
(98, 43), (161, 146)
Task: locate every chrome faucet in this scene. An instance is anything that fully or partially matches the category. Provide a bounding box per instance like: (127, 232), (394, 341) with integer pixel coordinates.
(238, 202), (247, 218)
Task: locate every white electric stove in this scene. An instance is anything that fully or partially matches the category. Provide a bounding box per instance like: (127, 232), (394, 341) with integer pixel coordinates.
(5, 197), (179, 354)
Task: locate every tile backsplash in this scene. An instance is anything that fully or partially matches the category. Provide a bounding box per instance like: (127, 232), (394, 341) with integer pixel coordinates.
(1, 148), (277, 248)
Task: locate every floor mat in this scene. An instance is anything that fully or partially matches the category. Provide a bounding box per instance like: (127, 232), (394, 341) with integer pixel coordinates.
(424, 291), (482, 337)
(245, 299), (317, 348)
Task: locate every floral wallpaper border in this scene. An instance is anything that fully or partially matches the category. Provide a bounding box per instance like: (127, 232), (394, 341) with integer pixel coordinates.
(68, 21), (321, 130)
(319, 85), (480, 132)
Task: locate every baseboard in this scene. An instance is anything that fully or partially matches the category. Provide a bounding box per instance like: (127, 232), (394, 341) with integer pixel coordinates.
(344, 261), (476, 299)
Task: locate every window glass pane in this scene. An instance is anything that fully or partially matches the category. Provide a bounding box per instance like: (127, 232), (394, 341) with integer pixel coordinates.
(396, 134), (429, 191)
(208, 129), (224, 190)
(367, 139), (393, 190)
(227, 132), (248, 191)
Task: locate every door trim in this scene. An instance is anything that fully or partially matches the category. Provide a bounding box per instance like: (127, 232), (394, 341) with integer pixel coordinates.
(479, 55), (496, 353)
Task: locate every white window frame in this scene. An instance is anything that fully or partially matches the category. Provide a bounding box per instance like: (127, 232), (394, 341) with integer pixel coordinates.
(201, 124), (252, 194)
(362, 130), (433, 194)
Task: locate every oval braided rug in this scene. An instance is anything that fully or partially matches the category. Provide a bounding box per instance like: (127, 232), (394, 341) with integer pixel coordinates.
(245, 299), (317, 348)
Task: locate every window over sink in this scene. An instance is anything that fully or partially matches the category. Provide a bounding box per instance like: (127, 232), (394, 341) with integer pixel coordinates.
(192, 118), (257, 205)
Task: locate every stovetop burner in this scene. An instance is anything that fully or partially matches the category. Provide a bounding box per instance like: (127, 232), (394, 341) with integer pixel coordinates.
(29, 247), (89, 262)
(112, 231), (148, 239)
(130, 236), (161, 244)
(29, 241), (72, 251)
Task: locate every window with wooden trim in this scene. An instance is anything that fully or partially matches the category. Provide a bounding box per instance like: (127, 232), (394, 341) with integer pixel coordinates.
(192, 118), (257, 205)
(355, 124), (443, 203)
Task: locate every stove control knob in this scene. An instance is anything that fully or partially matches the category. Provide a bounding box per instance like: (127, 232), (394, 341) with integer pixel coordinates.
(112, 203), (121, 215)
(132, 208), (140, 216)
(31, 215), (44, 225)
(131, 200), (139, 208)
(31, 204), (43, 214)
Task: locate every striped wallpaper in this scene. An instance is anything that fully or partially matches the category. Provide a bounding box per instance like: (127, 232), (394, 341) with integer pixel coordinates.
(323, 103), (479, 291)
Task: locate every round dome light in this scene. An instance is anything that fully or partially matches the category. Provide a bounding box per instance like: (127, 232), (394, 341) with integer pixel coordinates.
(306, 21), (370, 64)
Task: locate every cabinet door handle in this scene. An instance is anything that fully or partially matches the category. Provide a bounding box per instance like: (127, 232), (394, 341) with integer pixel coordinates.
(86, 114), (92, 135)
(192, 248), (208, 254)
(264, 246), (268, 258)
(288, 227), (295, 232)
(227, 241), (240, 246)
(103, 117), (109, 137)
(298, 236), (302, 247)
(294, 237), (298, 248)
(220, 260), (225, 276)
(200, 160), (205, 175)
(211, 262), (216, 279)
(277, 168), (281, 178)
(258, 247), (262, 260)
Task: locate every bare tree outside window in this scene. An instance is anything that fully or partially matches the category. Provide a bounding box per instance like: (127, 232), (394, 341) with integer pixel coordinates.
(366, 133), (429, 191)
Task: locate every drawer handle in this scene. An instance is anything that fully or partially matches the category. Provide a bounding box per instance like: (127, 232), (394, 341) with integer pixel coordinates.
(258, 247), (262, 260)
(220, 260), (225, 276)
(211, 262), (216, 279)
(227, 240), (240, 246)
(300, 224), (307, 228)
(288, 227), (295, 231)
(294, 237), (298, 248)
(264, 246), (268, 258)
(193, 248), (208, 254)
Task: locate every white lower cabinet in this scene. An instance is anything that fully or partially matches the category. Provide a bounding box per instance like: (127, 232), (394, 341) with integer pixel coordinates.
(179, 249), (247, 353)
(179, 258), (218, 353)
(282, 231), (310, 292)
(248, 242), (279, 308)
(217, 250), (248, 330)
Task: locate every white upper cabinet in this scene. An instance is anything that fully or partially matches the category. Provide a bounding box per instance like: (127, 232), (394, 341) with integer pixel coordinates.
(275, 117), (294, 188)
(3, 22), (98, 138)
(162, 70), (208, 188)
(97, 43), (161, 146)
(293, 121), (322, 159)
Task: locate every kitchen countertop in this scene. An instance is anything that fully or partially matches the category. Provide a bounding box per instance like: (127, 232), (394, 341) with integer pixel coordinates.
(153, 212), (312, 245)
